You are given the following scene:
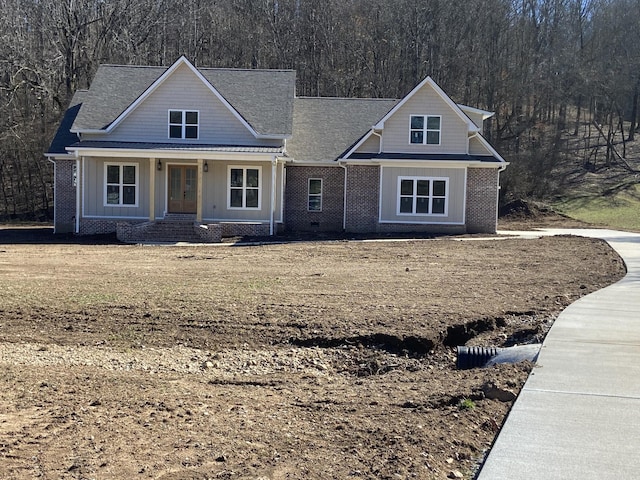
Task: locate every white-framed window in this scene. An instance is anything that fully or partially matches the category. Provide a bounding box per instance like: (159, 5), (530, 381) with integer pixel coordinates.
(410, 115), (441, 145)
(397, 176), (448, 215)
(169, 110), (199, 139)
(308, 178), (322, 212)
(228, 166), (261, 209)
(105, 163), (138, 207)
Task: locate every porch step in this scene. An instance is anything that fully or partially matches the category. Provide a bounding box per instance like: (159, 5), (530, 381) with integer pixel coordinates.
(161, 213), (197, 223)
(140, 221), (202, 243)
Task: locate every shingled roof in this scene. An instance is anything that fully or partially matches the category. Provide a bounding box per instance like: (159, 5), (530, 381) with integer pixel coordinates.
(286, 97), (397, 162)
(47, 90), (87, 155)
(70, 62), (296, 137)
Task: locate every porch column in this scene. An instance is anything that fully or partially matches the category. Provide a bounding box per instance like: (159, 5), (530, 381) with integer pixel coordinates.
(148, 158), (156, 221)
(196, 158), (204, 222)
(270, 158), (277, 235)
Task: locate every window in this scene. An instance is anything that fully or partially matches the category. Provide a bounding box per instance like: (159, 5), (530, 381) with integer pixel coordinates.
(228, 167), (261, 209)
(308, 178), (322, 212)
(169, 110), (199, 139)
(105, 163), (138, 207)
(398, 177), (447, 215)
(410, 115), (441, 145)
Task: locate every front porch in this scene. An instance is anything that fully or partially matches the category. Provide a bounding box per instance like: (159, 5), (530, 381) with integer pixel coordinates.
(66, 143), (286, 240)
(115, 215), (271, 243)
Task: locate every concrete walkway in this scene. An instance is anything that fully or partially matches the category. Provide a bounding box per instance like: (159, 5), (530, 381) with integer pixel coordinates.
(476, 229), (640, 479)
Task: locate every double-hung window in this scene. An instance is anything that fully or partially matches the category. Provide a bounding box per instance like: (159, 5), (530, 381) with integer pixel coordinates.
(398, 177), (447, 215)
(308, 178), (322, 212)
(410, 115), (441, 145)
(169, 110), (199, 139)
(228, 167), (261, 209)
(105, 163), (138, 207)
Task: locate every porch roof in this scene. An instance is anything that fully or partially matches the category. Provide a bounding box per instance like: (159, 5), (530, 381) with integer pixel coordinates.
(67, 141), (284, 155)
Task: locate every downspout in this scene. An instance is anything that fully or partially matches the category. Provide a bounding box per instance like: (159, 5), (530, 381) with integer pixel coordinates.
(372, 130), (383, 154)
(495, 163), (508, 230)
(75, 157), (81, 234)
(270, 157), (277, 236)
(47, 158), (57, 233)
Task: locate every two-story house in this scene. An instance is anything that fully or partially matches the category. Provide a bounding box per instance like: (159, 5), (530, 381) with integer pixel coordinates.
(46, 56), (506, 242)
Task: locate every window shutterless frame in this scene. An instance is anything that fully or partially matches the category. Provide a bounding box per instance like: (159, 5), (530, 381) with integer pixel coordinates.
(308, 178), (322, 212)
(104, 162), (139, 207)
(227, 166), (262, 210)
(397, 176), (448, 216)
(409, 115), (441, 145)
(168, 110), (199, 139)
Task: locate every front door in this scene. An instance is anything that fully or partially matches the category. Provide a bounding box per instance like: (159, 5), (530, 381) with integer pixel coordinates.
(168, 165), (198, 213)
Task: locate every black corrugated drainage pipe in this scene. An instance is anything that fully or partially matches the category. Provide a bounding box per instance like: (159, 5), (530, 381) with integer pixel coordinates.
(456, 344), (542, 369)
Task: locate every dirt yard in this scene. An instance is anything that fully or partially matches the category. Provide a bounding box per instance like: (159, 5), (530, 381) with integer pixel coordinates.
(0, 223), (626, 479)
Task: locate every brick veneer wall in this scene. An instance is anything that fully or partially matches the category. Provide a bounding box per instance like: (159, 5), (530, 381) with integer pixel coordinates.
(81, 218), (269, 238)
(285, 165), (345, 232)
(465, 167), (500, 234)
(220, 222), (270, 237)
(53, 159), (76, 233)
(344, 165), (380, 233)
(81, 219), (138, 235)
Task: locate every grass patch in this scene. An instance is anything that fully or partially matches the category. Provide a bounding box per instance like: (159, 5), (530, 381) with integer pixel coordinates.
(458, 398), (476, 411)
(554, 183), (640, 231)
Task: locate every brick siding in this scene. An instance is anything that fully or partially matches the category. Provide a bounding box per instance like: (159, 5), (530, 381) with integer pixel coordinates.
(284, 165), (344, 232)
(220, 222), (270, 237)
(344, 165), (380, 233)
(377, 223), (466, 235)
(465, 168), (499, 234)
(53, 159), (76, 233)
(81, 218), (132, 235)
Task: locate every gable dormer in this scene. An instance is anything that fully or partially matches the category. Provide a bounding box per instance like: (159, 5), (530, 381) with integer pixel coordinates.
(372, 77), (477, 155)
(72, 57), (294, 147)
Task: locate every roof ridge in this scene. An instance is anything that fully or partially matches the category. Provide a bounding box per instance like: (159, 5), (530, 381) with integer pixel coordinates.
(296, 96), (398, 101)
(98, 64), (167, 69)
(96, 64), (295, 73)
(200, 67), (296, 73)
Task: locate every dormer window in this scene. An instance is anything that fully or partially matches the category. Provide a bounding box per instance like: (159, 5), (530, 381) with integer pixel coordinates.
(169, 110), (199, 139)
(410, 115), (441, 145)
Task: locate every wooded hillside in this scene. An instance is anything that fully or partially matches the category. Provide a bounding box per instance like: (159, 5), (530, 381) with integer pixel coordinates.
(1, 0), (638, 219)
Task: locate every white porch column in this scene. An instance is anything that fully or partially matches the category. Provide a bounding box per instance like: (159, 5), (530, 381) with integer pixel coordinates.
(196, 158), (204, 223)
(149, 158), (156, 221)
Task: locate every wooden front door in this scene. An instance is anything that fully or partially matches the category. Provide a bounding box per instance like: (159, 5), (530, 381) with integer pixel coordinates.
(168, 165), (198, 213)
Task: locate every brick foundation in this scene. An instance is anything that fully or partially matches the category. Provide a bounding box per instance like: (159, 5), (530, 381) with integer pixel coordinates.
(80, 218), (129, 235)
(220, 222), (271, 237)
(284, 165), (344, 232)
(377, 223), (466, 235)
(465, 168), (499, 234)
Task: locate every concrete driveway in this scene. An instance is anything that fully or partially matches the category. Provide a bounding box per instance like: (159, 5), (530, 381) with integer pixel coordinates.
(477, 229), (640, 479)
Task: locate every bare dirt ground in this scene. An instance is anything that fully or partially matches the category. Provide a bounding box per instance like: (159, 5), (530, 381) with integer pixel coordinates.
(0, 220), (626, 479)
